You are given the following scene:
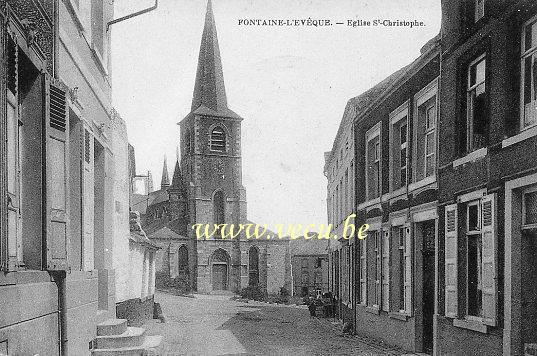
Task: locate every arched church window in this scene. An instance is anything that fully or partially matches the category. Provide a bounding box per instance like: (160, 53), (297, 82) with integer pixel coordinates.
(185, 129), (192, 154)
(178, 245), (189, 275)
(248, 246), (259, 286)
(213, 190), (225, 226)
(210, 126), (226, 152)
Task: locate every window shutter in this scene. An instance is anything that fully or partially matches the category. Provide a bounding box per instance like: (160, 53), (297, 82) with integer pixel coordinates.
(0, 18), (7, 270)
(44, 76), (70, 270)
(360, 237), (367, 304)
(404, 222), (412, 315)
(83, 126), (94, 270)
(444, 203), (458, 318)
(481, 193), (497, 326)
(382, 229), (390, 311)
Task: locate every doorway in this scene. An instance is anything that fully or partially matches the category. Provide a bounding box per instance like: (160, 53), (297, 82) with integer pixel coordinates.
(522, 228), (537, 346)
(211, 249), (230, 291)
(419, 220), (435, 354)
(212, 264), (228, 290)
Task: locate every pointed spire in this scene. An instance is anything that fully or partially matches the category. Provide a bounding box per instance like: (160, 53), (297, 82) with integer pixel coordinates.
(161, 156), (170, 189)
(171, 159), (183, 189)
(191, 0), (228, 113)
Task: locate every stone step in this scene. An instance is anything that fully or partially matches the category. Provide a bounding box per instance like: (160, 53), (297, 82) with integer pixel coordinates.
(91, 335), (162, 356)
(97, 319), (128, 336)
(94, 327), (146, 349)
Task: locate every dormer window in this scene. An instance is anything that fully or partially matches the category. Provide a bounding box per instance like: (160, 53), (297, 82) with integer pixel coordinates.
(210, 126), (226, 152)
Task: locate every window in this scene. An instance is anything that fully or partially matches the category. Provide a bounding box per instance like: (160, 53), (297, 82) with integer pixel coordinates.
(393, 225), (412, 314)
(248, 246), (259, 286)
(521, 16), (537, 129)
(444, 194), (497, 325)
(210, 126), (226, 152)
(474, 0), (485, 22)
(301, 273), (309, 285)
(315, 272), (322, 286)
(466, 55), (488, 152)
(397, 227), (405, 311)
(2, 44), (70, 271)
(184, 129), (193, 154)
(424, 100), (436, 177)
(315, 258), (322, 268)
(523, 186), (537, 228)
(466, 201), (483, 317)
(413, 80), (438, 183)
(301, 258), (308, 269)
(359, 237), (367, 305)
(373, 231), (382, 308)
(178, 245), (189, 275)
(213, 190), (225, 227)
(390, 105), (408, 191)
(381, 230), (390, 312)
(366, 125), (381, 200)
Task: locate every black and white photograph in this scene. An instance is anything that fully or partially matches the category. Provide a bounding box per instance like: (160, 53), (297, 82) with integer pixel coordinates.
(0, 0), (536, 355)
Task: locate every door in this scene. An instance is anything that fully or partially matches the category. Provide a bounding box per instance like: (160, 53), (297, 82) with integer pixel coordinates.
(421, 220), (436, 354)
(212, 264), (228, 290)
(522, 228), (537, 346)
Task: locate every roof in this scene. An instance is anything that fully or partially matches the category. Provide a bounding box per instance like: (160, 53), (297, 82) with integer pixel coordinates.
(130, 231), (160, 250)
(182, 0), (242, 122)
(147, 189), (169, 206)
(147, 226), (186, 241)
(290, 234), (329, 256)
(325, 66), (408, 169)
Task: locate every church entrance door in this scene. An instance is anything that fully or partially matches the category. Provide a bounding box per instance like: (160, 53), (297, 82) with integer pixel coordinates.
(212, 264), (228, 290)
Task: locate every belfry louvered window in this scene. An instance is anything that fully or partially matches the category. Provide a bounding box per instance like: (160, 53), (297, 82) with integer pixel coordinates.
(210, 126), (226, 152)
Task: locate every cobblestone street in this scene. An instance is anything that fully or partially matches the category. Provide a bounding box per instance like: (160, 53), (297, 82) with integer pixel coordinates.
(142, 292), (409, 356)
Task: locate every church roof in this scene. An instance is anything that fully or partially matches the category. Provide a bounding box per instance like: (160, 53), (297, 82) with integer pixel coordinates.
(181, 0), (242, 122)
(147, 226), (186, 241)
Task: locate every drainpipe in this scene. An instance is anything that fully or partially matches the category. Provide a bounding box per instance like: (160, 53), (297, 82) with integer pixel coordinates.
(107, 0), (158, 31)
(52, 271), (68, 356)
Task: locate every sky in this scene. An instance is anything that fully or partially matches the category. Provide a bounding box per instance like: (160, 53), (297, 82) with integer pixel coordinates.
(111, 0), (441, 230)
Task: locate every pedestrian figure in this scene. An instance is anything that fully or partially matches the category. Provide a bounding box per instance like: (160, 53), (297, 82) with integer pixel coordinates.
(308, 297), (316, 317)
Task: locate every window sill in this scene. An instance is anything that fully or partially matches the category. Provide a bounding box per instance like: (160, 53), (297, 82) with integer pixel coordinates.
(452, 148), (488, 168)
(453, 318), (488, 334)
(0, 270), (53, 286)
(389, 312), (410, 321)
(365, 306), (380, 315)
(389, 187), (407, 201)
(408, 174), (436, 193)
(358, 197), (381, 211)
(502, 124), (537, 149)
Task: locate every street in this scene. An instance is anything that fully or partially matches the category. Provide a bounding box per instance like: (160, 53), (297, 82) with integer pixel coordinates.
(142, 292), (406, 356)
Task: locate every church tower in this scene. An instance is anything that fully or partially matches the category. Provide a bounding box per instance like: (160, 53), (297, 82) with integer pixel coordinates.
(179, 0), (247, 293)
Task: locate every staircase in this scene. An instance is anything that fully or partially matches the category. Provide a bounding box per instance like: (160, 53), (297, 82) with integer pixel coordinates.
(91, 319), (162, 356)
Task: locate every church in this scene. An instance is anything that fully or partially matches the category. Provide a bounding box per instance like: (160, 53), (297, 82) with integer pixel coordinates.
(138, 0), (291, 295)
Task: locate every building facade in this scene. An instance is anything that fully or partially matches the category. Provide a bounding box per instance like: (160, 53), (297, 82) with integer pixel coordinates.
(291, 237), (329, 297)
(0, 0), (160, 354)
(437, 1), (537, 355)
(351, 38), (440, 354)
(325, 1), (537, 355)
